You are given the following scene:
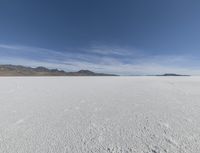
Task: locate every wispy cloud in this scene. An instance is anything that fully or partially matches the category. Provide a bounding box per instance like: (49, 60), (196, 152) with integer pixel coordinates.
(0, 44), (199, 75)
(88, 45), (133, 56)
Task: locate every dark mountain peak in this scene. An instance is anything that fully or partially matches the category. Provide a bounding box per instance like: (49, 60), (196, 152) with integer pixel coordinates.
(35, 66), (49, 72)
(0, 64), (117, 76)
(158, 73), (190, 76)
(77, 70), (95, 74)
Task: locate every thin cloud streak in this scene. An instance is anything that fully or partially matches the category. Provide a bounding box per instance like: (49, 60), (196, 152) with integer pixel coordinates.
(0, 44), (199, 75)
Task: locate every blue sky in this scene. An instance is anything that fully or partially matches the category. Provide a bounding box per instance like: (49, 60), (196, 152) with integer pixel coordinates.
(0, 0), (200, 75)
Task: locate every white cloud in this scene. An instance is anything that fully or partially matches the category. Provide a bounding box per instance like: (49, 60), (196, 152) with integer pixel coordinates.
(0, 44), (199, 75)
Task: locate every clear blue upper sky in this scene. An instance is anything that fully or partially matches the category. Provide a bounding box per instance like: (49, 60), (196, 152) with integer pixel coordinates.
(0, 0), (200, 75)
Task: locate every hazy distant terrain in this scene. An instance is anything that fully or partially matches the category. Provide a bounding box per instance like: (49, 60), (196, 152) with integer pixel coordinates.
(0, 77), (200, 153)
(157, 73), (190, 76)
(0, 65), (116, 76)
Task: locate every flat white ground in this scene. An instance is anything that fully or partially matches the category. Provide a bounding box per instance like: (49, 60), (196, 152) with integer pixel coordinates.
(0, 77), (200, 153)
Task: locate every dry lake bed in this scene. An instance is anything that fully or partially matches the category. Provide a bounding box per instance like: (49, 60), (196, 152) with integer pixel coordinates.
(0, 77), (200, 153)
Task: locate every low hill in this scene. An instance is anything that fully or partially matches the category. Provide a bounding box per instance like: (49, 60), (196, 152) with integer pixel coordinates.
(0, 65), (117, 76)
(157, 73), (190, 76)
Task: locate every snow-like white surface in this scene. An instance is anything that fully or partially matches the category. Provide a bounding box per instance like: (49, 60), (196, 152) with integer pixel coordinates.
(0, 77), (200, 153)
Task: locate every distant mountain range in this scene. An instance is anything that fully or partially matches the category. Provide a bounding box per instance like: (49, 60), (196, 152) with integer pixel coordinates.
(0, 65), (191, 76)
(0, 65), (117, 76)
(156, 73), (190, 76)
